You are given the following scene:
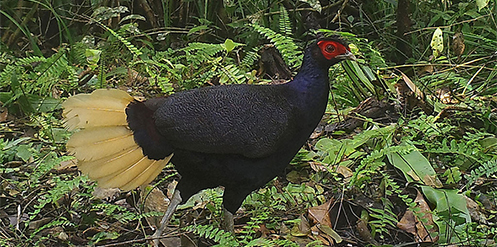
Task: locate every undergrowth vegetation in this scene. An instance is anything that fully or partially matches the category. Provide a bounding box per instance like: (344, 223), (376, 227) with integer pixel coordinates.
(0, 0), (496, 246)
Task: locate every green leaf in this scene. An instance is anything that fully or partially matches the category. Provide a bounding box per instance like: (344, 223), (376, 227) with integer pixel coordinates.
(476, 0), (489, 11)
(188, 25), (209, 35)
(16, 145), (33, 162)
(28, 95), (63, 112)
(387, 149), (443, 188)
(224, 38), (236, 53)
(443, 167), (462, 184)
(479, 137), (497, 152)
(430, 28), (443, 57)
(319, 224), (342, 243)
(85, 49), (101, 65)
(421, 186), (471, 243)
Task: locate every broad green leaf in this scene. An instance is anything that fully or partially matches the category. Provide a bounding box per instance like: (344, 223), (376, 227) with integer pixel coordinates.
(430, 28), (443, 57)
(224, 38), (236, 53)
(16, 145), (33, 162)
(188, 25), (209, 35)
(476, 0), (489, 11)
(85, 49), (101, 65)
(479, 137), (497, 152)
(387, 149), (443, 188)
(28, 95), (63, 112)
(421, 186), (471, 243)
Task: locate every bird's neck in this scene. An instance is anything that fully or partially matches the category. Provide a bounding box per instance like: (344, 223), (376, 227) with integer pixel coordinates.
(287, 52), (331, 107)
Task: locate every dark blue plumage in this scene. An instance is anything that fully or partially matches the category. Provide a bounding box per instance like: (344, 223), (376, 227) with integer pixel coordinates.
(125, 37), (355, 232)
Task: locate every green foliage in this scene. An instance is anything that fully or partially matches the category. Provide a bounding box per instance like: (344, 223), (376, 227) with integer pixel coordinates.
(0, 50), (76, 116)
(142, 39), (250, 92)
(421, 186), (472, 243)
(184, 224), (239, 246)
(0, 137), (31, 163)
(1, 0), (496, 246)
(184, 223), (305, 246)
(251, 23), (302, 69)
(30, 218), (74, 238)
(91, 203), (160, 224)
(388, 149), (442, 187)
(278, 6), (292, 37)
(369, 198), (398, 240)
(466, 160), (497, 189)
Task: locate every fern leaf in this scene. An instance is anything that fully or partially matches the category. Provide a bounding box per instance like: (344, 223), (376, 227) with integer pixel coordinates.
(466, 159), (497, 188)
(184, 224), (239, 246)
(279, 6), (292, 36)
(251, 23), (302, 69)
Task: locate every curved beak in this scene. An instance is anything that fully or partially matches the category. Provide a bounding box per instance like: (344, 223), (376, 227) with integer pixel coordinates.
(336, 50), (357, 61)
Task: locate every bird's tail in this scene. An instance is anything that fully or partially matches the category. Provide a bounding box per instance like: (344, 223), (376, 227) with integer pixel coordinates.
(63, 89), (172, 191)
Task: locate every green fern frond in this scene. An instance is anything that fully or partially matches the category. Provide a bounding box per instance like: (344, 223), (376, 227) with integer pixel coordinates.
(184, 224), (239, 246)
(466, 160), (497, 188)
(16, 56), (47, 66)
(251, 23), (302, 69)
(241, 47), (261, 69)
(0, 64), (19, 87)
(219, 64), (247, 84)
(149, 40), (247, 90)
(104, 26), (142, 57)
(350, 144), (415, 187)
(279, 6), (292, 36)
(36, 52), (69, 94)
(30, 218), (74, 238)
(369, 198), (398, 239)
(182, 42), (226, 66)
(425, 139), (486, 164)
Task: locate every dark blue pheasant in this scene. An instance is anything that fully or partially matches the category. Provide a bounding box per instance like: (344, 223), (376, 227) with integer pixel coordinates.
(63, 36), (355, 240)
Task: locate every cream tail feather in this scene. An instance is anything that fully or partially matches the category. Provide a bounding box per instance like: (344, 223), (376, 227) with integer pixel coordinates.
(63, 89), (172, 191)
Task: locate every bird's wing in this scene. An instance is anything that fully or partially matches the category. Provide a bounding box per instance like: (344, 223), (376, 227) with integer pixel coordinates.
(152, 84), (298, 158)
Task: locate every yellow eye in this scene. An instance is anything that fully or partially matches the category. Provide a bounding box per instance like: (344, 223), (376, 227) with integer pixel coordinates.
(325, 44), (335, 53)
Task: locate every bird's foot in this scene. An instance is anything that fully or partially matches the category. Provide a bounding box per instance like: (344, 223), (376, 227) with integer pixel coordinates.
(152, 190), (182, 247)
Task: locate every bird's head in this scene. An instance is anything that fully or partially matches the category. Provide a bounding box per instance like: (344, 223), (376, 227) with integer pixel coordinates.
(312, 36), (356, 67)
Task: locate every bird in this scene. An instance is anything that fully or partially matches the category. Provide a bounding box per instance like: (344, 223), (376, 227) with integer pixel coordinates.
(62, 36), (355, 243)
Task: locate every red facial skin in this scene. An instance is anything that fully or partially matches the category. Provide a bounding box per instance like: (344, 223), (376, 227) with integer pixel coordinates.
(317, 40), (350, 60)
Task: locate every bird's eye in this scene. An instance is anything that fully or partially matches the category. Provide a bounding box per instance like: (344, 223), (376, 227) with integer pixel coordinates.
(325, 44), (335, 53)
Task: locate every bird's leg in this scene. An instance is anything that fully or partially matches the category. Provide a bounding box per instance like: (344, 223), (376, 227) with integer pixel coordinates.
(152, 190), (182, 247)
(221, 207), (235, 233)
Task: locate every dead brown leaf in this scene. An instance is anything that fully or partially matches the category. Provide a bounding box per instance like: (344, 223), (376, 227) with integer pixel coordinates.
(141, 185), (170, 229)
(0, 107), (8, 122)
(466, 196), (487, 223)
(452, 32), (465, 57)
(309, 161), (327, 172)
(397, 190), (438, 242)
(311, 224), (334, 245)
(57, 158), (77, 170)
(308, 199), (333, 227)
(401, 72), (424, 99)
(258, 224), (271, 238)
(92, 187), (120, 200)
(397, 209), (417, 235)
